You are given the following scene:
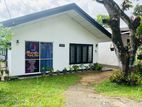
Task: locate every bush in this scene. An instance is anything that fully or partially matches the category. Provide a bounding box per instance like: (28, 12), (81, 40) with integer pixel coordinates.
(46, 67), (54, 76)
(110, 71), (124, 83)
(110, 71), (142, 86)
(62, 68), (68, 74)
(89, 63), (103, 71)
(72, 65), (80, 72)
(79, 64), (85, 72)
(95, 63), (103, 71)
(127, 72), (142, 86)
(135, 64), (142, 74)
(69, 66), (73, 72)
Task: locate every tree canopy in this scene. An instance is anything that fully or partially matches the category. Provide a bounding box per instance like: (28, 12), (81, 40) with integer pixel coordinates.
(0, 24), (12, 49)
(96, 15), (110, 27)
(133, 4), (142, 16)
(96, 0), (141, 79)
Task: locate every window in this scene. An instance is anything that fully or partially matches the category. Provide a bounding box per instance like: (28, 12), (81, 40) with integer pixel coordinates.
(76, 45), (82, 63)
(82, 46), (88, 63)
(70, 45), (76, 64)
(88, 46), (93, 62)
(25, 41), (53, 73)
(70, 44), (93, 64)
(25, 42), (39, 73)
(40, 43), (53, 73)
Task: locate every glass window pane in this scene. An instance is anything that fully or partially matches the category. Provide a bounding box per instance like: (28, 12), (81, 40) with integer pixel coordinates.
(25, 42), (39, 59)
(82, 46), (88, 63)
(40, 60), (53, 72)
(40, 43), (53, 59)
(70, 45), (76, 64)
(88, 46), (93, 62)
(25, 60), (39, 73)
(76, 45), (81, 63)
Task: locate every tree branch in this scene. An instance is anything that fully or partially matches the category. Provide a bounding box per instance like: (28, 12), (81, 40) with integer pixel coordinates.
(104, 0), (133, 28)
(96, 0), (104, 4)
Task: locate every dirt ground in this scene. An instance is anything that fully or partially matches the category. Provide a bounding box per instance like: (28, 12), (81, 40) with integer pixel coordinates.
(64, 71), (142, 107)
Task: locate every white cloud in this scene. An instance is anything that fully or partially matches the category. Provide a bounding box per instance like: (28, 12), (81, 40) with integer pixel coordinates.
(0, 0), (142, 27)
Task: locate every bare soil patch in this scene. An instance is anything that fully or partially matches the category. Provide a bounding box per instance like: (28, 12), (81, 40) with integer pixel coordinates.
(79, 71), (113, 85)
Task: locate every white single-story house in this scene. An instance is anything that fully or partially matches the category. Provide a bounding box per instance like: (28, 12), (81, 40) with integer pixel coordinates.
(2, 3), (111, 76)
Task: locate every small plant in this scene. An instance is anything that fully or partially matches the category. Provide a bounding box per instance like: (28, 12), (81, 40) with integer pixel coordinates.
(55, 69), (61, 75)
(72, 65), (79, 72)
(84, 65), (89, 71)
(89, 63), (103, 71)
(43, 67), (53, 76)
(69, 66), (74, 73)
(110, 71), (142, 86)
(62, 68), (67, 74)
(41, 67), (53, 75)
(88, 64), (93, 70)
(41, 67), (46, 75)
(135, 64), (142, 75)
(79, 64), (85, 72)
(110, 71), (124, 83)
(127, 72), (142, 86)
(95, 63), (103, 71)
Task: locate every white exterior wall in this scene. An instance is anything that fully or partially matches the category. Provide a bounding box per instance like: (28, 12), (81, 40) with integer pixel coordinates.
(98, 34), (130, 66)
(98, 42), (120, 66)
(8, 50), (12, 73)
(10, 14), (101, 76)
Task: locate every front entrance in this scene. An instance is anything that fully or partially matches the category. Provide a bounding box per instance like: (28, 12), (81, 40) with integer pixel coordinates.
(25, 41), (53, 73)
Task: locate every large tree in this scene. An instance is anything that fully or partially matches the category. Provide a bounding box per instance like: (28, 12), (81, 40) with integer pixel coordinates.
(0, 24), (12, 81)
(96, 0), (141, 78)
(133, 4), (142, 16)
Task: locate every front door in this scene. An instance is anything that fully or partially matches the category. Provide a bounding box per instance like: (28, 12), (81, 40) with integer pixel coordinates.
(25, 41), (53, 73)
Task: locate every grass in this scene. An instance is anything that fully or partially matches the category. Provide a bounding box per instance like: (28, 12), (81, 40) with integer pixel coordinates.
(95, 80), (142, 101)
(0, 74), (79, 107)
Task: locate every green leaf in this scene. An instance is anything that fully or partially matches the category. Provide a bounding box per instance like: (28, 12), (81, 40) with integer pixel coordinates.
(0, 24), (13, 49)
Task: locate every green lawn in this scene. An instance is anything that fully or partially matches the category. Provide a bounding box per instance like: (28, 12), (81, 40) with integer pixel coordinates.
(0, 74), (79, 107)
(95, 80), (142, 101)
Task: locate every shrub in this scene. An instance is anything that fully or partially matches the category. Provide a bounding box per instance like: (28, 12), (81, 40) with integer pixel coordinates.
(62, 68), (68, 74)
(83, 65), (89, 71)
(95, 63), (103, 71)
(55, 70), (61, 75)
(79, 64), (85, 72)
(126, 72), (142, 86)
(89, 63), (103, 71)
(110, 71), (142, 86)
(45, 67), (54, 76)
(110, 71), (124, 83)
(135, 64), (142, 74)
(72, 65), (80, 72)
(88, 64), (93, 70)
(69, 66), (73, 73)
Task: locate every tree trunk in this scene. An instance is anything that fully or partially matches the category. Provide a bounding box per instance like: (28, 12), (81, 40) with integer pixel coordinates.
(119, 52), (130, 77)
(96, 0), (141, 80)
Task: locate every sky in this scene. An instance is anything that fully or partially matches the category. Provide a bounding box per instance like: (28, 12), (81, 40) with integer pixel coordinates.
(0, 0), (142, 27)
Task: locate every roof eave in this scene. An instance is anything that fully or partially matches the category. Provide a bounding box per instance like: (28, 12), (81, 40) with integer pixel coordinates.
(1, 3), (111, 38)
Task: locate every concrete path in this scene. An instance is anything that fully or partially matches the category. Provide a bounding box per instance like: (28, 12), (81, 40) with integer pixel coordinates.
(64, 71), (142, 107)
